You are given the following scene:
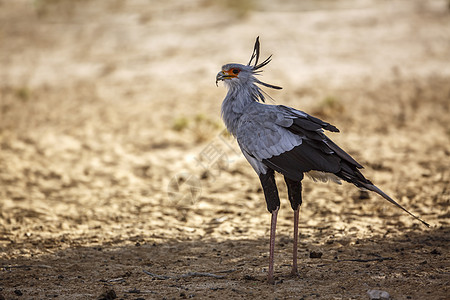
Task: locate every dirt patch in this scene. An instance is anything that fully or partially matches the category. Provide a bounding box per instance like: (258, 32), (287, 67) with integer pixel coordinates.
(1, 228), (449, 299)
(1, 1), (449, 299)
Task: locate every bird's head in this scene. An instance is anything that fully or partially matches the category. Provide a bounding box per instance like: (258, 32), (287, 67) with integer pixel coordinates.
(216, 37), (282, 91)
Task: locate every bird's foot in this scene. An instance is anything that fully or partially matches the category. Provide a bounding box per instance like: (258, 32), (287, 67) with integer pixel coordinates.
(267, 275), (275, 285)
(290, 267), (299, 277)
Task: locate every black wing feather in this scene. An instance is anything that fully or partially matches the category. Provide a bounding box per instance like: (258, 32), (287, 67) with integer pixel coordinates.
(324, 138), (363, 169)
(278, 105), (339, 133)
(264, 142), (341, 181)
(265, 108), (366, 184)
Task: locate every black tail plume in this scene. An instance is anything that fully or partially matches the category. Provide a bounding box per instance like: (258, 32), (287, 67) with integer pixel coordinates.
(361, 183), (430, 227)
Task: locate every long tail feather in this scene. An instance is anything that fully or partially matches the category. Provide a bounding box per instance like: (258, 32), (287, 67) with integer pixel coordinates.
(362, 183), (430, 227)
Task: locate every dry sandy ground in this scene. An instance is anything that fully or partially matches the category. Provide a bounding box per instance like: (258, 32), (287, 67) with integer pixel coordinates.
(1, 0), (449, 299)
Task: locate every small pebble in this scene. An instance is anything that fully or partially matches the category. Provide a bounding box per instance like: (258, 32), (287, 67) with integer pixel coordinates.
(243, 274), (257, 281)
(310, 251), (323, 259)
(367, 289), (390, 300)
(430, 249), (441, 255)
(98, 289), (116, 300)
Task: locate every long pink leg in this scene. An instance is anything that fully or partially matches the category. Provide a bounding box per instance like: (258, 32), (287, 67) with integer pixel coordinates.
(267, 207), (279, 284)
(291, 208), (299, 276)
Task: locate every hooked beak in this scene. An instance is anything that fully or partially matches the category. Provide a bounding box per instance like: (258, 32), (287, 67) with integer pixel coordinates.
(216, 70), (237, 87)
(216, 71), (226, 87)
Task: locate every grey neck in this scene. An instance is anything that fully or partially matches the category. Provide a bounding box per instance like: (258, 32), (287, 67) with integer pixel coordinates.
(221, 84), (257, 136)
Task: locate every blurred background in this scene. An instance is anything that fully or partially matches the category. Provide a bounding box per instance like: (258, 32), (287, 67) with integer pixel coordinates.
(1, 0), (449, 256)
(1, 1), (449, 298)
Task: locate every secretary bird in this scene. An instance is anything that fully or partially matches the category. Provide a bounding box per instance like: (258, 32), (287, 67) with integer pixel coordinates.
(216, 37), (429, 284)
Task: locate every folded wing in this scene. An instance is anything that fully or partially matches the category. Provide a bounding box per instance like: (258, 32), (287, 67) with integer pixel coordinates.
(237, 103), (365, 183)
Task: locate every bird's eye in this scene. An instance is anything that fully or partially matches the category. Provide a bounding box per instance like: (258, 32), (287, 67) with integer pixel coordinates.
(232, 68), (240, 74)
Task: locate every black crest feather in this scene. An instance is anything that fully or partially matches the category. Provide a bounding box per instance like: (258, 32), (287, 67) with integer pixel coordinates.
(248, 37), (282, 90)
(248, 36), (260, 67)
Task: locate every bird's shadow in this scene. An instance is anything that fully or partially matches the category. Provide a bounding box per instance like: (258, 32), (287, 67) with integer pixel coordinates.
(0, 226), (448, 298)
